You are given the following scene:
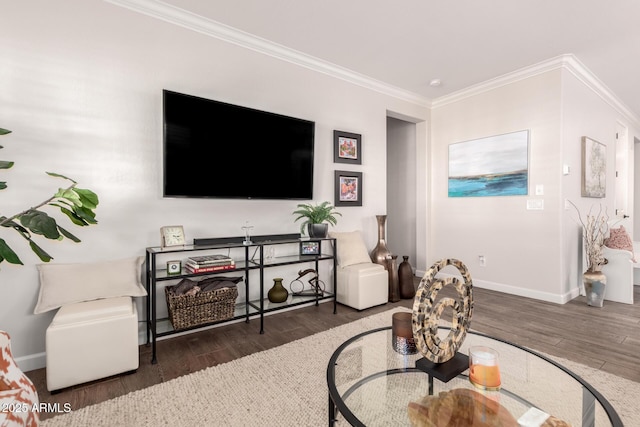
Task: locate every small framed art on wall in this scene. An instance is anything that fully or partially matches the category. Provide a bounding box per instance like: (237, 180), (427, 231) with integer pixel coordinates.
(333, 130), (362, 165)
(335, 170), (363, 207)
(581, 136), (606, 198)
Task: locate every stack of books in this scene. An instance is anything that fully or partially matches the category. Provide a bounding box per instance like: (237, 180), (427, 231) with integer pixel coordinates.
(185, 254), (235, 273)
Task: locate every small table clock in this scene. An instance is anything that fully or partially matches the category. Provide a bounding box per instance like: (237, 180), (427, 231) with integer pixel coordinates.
(167, 260), (182, 275)
(161, 225), (185, 248)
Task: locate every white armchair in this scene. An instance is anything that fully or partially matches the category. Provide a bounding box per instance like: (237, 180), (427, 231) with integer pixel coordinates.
(329, 231), (388, 310)
(601, 241), (638, 304)
(587, 219), (638, 304)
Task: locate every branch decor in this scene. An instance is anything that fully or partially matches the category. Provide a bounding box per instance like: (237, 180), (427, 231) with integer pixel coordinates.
(0, 127), (99, 267)
(569, 201), (608, 272)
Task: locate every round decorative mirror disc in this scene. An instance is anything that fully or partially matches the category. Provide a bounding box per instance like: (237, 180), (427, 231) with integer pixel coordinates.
(411, 258), (473, 363)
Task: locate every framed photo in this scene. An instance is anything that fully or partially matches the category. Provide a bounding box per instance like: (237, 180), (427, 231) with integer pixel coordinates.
(335, 170), (363, 207)
(300, 240), (321, 256)
(334, 130), (362, 165)
(581, 136), (606, 198)
(448, 130), (529, 197)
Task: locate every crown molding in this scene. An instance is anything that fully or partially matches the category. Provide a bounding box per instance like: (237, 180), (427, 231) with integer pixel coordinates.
(561, 55), (640, 128)
(430, 55), (568, 109)
(104, 1), (640, 126)
(104, 0), (430, 107)
(432, 54), (640, 127)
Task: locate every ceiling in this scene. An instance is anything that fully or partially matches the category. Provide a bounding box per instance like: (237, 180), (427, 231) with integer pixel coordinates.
(129, 0), (640, 120)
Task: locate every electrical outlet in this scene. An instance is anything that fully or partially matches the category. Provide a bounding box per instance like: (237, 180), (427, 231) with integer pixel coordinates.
(478, 255), (486, 267)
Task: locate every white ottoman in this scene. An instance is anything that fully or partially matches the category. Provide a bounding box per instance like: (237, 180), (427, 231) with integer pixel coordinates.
(46, 296), (139, 392)
(336, 262), (388, 310)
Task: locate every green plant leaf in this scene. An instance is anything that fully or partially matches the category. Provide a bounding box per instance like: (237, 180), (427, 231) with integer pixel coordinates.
(58, 206), (89, 226)
(20, 211), (61, 239)
(0, 129), (98, 267)
(0, 217), (30, 236)
(57, 225), (81, 242)
(46, 171), (76, 184)
(0, 238), (23, 265)
(55, 188), (82, 206)
(29, 241), (53, 262)
(70, 205), (97, 225)
(75, 188), (99, 209)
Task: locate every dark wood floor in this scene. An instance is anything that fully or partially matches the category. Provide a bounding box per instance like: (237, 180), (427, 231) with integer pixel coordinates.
(26, 282), (640, 421)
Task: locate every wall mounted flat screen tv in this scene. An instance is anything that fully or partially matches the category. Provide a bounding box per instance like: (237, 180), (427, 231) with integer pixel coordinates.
(163, 90), (315, 199)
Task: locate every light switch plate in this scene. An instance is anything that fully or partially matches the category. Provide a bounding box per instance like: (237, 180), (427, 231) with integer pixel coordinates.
(527, 199), (544, 210)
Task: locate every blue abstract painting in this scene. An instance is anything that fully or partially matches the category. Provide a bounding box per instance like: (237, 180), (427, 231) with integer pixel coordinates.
(448, 130), (529, 197)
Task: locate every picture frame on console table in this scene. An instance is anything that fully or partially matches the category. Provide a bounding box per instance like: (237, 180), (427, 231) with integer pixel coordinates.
(300, 240), (321, 256)
(333, 130), (362, 165)
(335, 170), (363, 207)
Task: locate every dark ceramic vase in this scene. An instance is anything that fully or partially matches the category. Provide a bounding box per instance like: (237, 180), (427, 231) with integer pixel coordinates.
(370, 215), (391, 269)
(398, 256), (415, 299)
(268, 278), (289, 303)
(387, 255), (401, 302)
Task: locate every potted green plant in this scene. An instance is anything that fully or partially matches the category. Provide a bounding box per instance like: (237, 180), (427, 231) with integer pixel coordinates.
(293, 201), (341, 238)
(0, 127), (99, 267)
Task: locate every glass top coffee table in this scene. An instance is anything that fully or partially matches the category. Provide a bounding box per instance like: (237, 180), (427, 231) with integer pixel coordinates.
(327, 326), (622, 426)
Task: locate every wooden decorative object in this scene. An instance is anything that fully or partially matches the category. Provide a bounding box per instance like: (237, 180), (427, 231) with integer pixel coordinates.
(412, 258), (473, 363)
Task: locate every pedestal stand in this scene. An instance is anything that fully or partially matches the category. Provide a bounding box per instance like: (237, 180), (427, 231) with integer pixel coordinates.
(415, 352), (469, 395)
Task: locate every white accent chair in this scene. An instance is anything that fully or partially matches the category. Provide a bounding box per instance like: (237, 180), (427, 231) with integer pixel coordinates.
(34, 257), (146, 392)
(596, 218), (637, 304)
(46, 296), (139, 392)
(601, 241), (638, 304)
(329, 231), (388, 310)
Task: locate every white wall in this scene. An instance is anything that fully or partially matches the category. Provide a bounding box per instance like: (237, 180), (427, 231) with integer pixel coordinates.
(0, 0), (428, 369)
(429, 65), (640, 305)
(430, 71), (565, 301)
(560, 68), (640, 295)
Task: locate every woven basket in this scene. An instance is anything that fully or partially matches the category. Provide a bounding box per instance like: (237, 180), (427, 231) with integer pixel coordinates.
(165, 284), (238, 330)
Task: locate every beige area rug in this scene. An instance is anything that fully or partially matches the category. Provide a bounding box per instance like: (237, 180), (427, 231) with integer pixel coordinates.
(41, 308), (636, 426)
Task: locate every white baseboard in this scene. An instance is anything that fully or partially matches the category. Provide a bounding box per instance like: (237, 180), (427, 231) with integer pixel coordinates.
(415, 271), (578, 304)
(15, 352), (46, 373)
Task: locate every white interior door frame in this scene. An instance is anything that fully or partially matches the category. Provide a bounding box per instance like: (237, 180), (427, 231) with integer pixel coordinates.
(615, 121), (629, 219)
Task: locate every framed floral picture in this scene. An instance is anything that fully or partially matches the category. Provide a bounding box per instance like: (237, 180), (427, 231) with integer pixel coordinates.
(581, 136), (606, 198)
(335, 170), (363, 206)
(334, 130), (362, 165)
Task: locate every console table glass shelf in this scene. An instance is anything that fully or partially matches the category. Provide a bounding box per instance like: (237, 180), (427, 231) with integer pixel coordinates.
(145, 236), (337, 363)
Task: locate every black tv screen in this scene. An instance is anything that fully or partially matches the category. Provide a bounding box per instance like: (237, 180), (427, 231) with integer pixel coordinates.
(163, 90), (315, 199)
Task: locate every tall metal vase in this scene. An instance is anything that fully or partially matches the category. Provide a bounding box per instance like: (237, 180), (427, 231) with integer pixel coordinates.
(370, 215), (392, 269)
(583, 270), (606, 307)
(387, 255), (401, 302)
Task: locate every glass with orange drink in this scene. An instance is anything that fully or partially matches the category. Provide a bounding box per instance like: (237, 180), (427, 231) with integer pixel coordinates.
(469, 346), (501, 390)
